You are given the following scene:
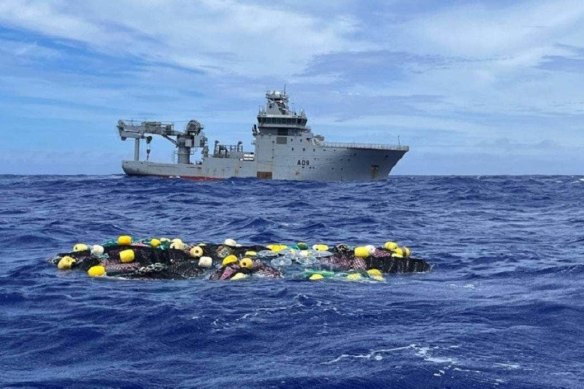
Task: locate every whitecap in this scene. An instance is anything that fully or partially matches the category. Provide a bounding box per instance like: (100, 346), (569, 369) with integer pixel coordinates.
(323, 344), (416, 365)
(494, 362), (520, 370)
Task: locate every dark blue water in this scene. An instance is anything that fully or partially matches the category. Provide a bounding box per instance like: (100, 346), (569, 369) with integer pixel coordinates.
(1, 175), (583, 388)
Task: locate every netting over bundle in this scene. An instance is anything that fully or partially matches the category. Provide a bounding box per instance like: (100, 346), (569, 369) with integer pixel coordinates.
(49, 237), (431, 281)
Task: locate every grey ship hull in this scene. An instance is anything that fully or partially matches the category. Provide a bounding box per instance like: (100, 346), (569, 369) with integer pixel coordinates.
(118, 90), (409, 182)
(122, 145), (407, 181)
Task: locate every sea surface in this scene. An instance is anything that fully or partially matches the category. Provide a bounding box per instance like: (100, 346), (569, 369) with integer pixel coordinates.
(1, 175), (583, 388)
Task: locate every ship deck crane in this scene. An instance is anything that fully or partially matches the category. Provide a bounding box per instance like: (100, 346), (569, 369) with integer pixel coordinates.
(117, 120), (206, 164)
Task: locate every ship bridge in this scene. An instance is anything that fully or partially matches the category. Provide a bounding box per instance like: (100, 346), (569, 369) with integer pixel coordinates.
(255, 90), (308, 133)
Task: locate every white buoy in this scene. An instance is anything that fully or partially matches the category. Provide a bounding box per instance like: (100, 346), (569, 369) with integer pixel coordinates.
(198, 256), (213, 268)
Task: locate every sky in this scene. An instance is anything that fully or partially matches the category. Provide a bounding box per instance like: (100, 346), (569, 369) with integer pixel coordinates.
(0, 0), (583, 175)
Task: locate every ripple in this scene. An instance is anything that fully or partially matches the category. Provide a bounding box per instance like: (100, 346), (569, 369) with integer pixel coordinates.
(1, 175), (584, 387)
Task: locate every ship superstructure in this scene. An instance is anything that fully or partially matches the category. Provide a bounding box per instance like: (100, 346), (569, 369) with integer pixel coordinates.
(118, 90), (408, 181)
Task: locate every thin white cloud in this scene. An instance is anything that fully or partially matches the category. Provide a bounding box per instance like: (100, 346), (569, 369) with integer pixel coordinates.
(1, 0), (583, 175)
(399, 1), (584, 59)
(0, 0), (361, 77)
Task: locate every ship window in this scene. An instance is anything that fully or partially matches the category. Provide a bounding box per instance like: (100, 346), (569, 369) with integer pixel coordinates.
(302, 148), (305, 152)
(278, 129), (288, 136)
(277, 137), (287, 144)
(291, 147), (294, 151)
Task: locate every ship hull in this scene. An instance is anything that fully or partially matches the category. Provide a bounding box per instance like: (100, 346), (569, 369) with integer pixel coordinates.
(122, 147), (407, 181)
(119, 90), (409, 182)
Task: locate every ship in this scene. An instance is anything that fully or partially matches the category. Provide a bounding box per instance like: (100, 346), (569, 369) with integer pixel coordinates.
(118, 90), (408, 181)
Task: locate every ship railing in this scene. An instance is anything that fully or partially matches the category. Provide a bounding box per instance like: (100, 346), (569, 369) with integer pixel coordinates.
(119, 119), (175, 127)
(322, 142), (409, 151)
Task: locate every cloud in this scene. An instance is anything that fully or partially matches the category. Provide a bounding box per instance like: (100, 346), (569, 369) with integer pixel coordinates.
(302, 50), (454, 86)
(397, 1), (584, 59)
(0, 0), (583, 175)
(0, 0), (360, 77)
(538, 44), (584, 73)
(475, 138), (562, 151)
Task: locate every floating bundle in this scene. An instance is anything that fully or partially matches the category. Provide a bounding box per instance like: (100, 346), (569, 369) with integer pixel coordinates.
(49, 236), (431, 281)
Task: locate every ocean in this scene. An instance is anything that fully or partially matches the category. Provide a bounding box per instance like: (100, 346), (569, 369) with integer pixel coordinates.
(1, 175), (583, 388)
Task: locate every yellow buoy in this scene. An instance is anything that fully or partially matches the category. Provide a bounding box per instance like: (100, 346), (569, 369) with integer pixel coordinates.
(119, 249), (135, 263)
(354, 246), (371, 258)
(87, 265), (106, 277)
(384, 241), (398, 251)
(231, 272), (248, 281)
(402, 247), (411, 257)
(239, 257), (254, 270)
(198, 256), (212, 268)
(309, 273), (324, 281)
(313, 244), (329, 252)
(267, 244), (287, 252)
(73, 243), (88, 252)
(91, 245), (104, 256)
(392, 247), (404, 258)
(150, 238), (161, 248)
(245, 250), (257, 257)
(275, 244), (287, 252)
(367, 269), (385, 281)
(189, 246), (203, 257)
(117, 235), (132, 245)
(222, 255), (238, 267)
(346, 273), (362, 281)
(57, 256), (76, 270)
(367, 269), (382, 278)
